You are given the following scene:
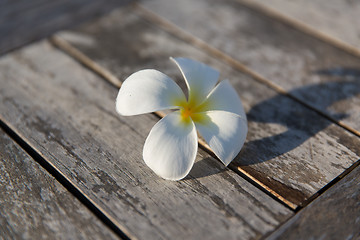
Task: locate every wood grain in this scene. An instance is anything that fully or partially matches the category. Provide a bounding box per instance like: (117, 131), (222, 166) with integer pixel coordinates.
(266, 163), (360, 240)
(55, 7), (360, 207)
(0, 0), (131, 55)
(140, 0), (360, 135)
(0, 41), (292, 240)
(245, 0), (360, 50)
(0, 129), (120, 240)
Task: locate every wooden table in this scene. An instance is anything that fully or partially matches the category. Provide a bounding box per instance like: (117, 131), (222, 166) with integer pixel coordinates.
(1, 0), (359, 239)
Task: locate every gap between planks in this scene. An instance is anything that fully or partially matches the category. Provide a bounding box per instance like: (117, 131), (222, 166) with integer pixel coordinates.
(262, 158), (360, 239)
(298, 158), (360, 208)
(0, 118), (133, 240)
(236, 0), (360, 60)
(50, 35), (296, 210)
(133, 3), (360, 139)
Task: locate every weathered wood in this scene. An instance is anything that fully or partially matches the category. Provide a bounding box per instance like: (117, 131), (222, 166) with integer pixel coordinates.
(0, 0), (131, 55)
(140, 0), (360, 135)
(266, 163), (360, 240)
(56, 7), (360, 207)
(0, 129), (120, 240)
(0, 41), (292, 240)
(245, 0), (360, 50)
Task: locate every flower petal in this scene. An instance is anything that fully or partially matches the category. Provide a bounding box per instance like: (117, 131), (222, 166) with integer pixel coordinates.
(170, 57), (219, 104)
(200, 80), (246, 119)
(116, 69), (186, 116)
(194, 111), (247, 166)
(143, 111), (198, 180)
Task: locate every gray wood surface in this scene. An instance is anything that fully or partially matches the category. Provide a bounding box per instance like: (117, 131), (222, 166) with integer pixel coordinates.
(0, 0), (130, 55)
(56, 7), (360, 207)
(0, 40), (293, 240)
(140, 0), (360, 135)
(247, 0), (360, 50)
(0, 129), (119, 240)
(266, 163), (360, 240)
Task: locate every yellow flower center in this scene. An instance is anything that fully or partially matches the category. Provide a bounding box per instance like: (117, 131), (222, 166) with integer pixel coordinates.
(181, 107), (193, 120)
(176, 97), (210, 124)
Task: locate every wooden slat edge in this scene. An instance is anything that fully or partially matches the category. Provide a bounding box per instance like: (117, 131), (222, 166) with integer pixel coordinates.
(298, 159), (360, 209)
(49, 36), (167, 122)
(49, 36), (122, 88)
(235, 167), (297, 210)
(265, 160), (360, 239)
(236, 0), (360, 59)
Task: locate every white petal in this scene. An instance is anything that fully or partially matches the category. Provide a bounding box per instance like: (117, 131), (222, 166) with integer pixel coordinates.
(201, 80), (246, 119)
(195, 111), (247, 166)
(170, 57), (219, 104)
(116, 69), (186, 116)
(143, 111), (198, 180)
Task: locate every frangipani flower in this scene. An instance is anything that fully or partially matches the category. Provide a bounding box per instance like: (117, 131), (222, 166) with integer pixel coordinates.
(116, 57), (247, 180)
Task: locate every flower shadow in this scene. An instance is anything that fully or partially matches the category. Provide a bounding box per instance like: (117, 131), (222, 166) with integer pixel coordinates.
(186, 156), (227, 180)
(234, 67), (360, 166)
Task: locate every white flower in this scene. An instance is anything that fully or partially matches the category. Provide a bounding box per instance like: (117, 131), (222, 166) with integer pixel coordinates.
(116, 57), (247, 180)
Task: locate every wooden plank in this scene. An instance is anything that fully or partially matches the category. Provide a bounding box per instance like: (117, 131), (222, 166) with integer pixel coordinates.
(0, 129), (120, 240)
(0, 41), (293, 240)
(0, 0), (131, 55)
(244, 0), (360, 50)
(266, 163), (360, 240)
(55, 7), (360, 207)
(140, 0), (360, 136)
